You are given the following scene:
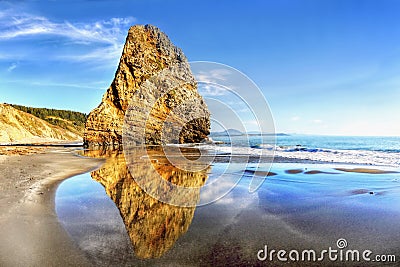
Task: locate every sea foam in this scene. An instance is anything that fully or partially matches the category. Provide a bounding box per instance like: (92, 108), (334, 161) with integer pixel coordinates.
(170, 143), (400, 168)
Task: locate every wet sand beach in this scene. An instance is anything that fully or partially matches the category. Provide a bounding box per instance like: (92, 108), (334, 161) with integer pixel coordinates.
(1, 147), (399, 266)
(0, 148), (104, 267)
(55, 151), (400, 266)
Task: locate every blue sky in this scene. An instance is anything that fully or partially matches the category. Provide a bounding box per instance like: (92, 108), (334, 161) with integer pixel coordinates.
(0, 0), (399, 136)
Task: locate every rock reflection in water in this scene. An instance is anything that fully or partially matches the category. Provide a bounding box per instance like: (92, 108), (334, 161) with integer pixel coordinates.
(85, 148), (209, 259)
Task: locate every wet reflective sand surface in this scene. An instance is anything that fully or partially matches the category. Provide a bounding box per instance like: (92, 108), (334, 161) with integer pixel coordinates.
(56, 149), (400, 266)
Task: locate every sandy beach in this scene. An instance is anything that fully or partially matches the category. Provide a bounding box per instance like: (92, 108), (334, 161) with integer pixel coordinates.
(0, 148), (104, 267)
(1, 146), (399, 266)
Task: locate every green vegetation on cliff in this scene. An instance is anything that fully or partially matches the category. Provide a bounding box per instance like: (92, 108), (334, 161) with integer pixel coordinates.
(11, 104), (87, 136)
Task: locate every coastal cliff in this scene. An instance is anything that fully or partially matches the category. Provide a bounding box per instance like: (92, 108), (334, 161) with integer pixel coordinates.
(84, 25), (210, 148)
(0, 103), (81, 144)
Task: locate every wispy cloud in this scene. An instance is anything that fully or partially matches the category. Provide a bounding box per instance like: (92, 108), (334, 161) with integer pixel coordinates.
(0, 12), (135, 44)
(57, 44), (124, 65)
(0, 9), (135, 64)
(7, 62), (17, 72)
(291, 116), (300, 121)
(0, 52), (13, 60)
(194, 69), (232, 84)
(244, 120), (259, 126)
(3, 79), (108, 90)
(312, 119), (323, 124)
(198, 83), (227, 96)
(30, 81), (108, 90)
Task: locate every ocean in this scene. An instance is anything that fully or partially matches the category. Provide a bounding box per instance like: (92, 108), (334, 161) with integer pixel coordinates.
(202, 135), (400, 167)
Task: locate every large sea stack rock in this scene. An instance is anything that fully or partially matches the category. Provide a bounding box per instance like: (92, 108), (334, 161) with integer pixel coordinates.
(84, 25), (210, 148)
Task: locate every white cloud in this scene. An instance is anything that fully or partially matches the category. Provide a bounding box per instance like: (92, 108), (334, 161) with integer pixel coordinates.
(291, 116), (300, 121)
(0, 10), (6, 20)
(7, 62), (17, 72)
(30, 81), (108, 90)
(3, 79), (108, 90)
(0, 12), (135, 44)
(236, 107), (250, 113)
(244, 120), (259, 126)
(0, 10), (135, 64)
(197, 83), (227, 96)
(312, 119), (323, 124)
(57, 44), (124, 65)
(194, 68), (232, 83)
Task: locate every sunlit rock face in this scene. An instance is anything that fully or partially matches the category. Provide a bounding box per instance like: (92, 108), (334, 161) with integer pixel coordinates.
(87, 149), (209, 258)
(84, 24), (210, 149)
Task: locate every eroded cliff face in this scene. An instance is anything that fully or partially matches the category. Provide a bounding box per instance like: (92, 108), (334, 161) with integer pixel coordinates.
(0, 104), (81, 143)
(87, 149), (209, 258)
(84, 25), (210, 148)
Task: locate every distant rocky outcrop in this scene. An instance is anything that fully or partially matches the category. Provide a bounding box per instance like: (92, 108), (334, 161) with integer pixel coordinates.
(0, 103), (81, 144)
(84, 25), (210, 148)
(210, 129), (243, 137)
(210, 129), (289, 137)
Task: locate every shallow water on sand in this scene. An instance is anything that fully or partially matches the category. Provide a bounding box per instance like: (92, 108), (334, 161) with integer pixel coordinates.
(56, 154), (400, 266)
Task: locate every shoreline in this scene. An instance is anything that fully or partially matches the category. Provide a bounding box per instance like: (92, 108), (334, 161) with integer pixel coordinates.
(55, 152), (400, 266)
(202, 154), (400, 170)
(0, 148), (105, 267)
(0, 147), (398, 266)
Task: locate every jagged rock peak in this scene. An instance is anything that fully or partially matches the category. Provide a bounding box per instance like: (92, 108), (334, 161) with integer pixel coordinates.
(84, 24), (210, 148)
